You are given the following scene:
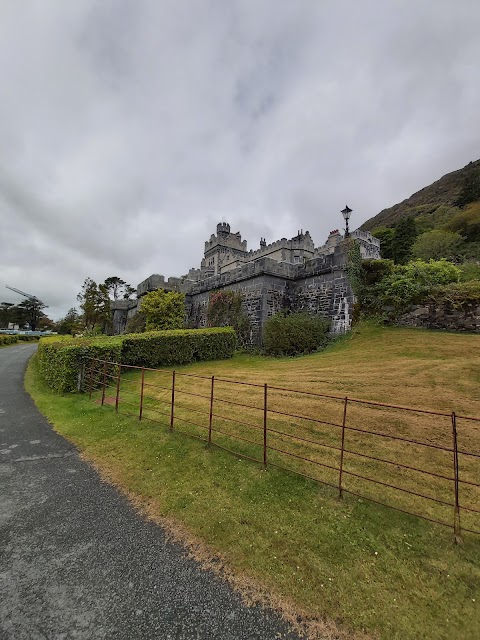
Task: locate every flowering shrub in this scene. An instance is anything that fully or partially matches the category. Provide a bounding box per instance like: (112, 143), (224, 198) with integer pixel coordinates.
(207, 290), (250, 346)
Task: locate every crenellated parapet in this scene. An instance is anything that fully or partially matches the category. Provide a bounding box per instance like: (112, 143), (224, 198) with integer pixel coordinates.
(204, 225), (248, 256)
(117, 220), (382, 342)
(350, 229), (381, 259)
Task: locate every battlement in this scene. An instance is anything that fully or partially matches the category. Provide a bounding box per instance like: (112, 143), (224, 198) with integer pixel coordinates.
(204, 222), (248, 256)
(135, 222), (381, 305)
(351, 229), (380, 246)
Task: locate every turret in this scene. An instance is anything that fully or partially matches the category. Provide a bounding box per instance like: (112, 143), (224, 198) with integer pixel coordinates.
(216, 222), (231, 238)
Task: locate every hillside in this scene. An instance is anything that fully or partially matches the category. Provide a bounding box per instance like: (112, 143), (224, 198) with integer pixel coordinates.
(361, 158), (480, 231)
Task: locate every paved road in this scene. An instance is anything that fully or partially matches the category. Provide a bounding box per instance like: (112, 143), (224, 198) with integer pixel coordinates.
(0, 345), (302, 640)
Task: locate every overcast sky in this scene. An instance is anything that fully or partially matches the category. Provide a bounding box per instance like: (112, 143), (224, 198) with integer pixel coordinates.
(1, 0), (479, 320)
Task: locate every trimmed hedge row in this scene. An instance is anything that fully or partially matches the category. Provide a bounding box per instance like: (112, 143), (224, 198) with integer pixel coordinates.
(37, 328), (236, 392)
(263, 313), (330, 356)
(121, 327), (237, 368)
(0, 334), (40, 346)
(37, 337), (123, 392)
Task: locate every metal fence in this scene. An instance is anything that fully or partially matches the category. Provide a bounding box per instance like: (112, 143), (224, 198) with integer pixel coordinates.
(84, 357), (480, 541)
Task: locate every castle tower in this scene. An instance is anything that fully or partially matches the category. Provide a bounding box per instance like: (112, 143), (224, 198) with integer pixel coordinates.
(203, 222), (248, 276)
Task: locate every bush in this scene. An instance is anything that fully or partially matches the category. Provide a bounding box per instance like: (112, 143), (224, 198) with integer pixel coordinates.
(428, 280), (480, 309)
(124, 311), (146, 334)
(369, 259), (460, 312)
(36, 328), (237, 391)
(37, 336), (123, 392)
(263, 313), (330, 357)
(459, 262), (480, 282)
(121, 327), (236, 368)
(207, 290), (251, 347)
(0, 334), (18, 346)
(140, 290), (185, 331)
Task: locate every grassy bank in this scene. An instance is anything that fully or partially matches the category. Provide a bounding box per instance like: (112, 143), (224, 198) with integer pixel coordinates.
(25, 324), (480, 640)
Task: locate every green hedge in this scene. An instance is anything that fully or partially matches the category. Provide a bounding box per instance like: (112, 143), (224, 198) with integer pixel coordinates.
(263, 313), (330, 356)
(0, 335), (18, 346)
(36, 328), (236, 392)
(37, 337), (123, 392)
(121, 327), (236, 368)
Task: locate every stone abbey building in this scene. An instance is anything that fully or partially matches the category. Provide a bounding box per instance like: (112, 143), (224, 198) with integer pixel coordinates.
(113, 222), (380, 343)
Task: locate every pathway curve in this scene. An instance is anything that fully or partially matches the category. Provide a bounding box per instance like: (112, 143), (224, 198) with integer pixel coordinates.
(0, 344), (302, 640)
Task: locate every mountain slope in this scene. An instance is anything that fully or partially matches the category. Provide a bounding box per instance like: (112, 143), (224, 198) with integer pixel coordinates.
(361, 159), (480, 231)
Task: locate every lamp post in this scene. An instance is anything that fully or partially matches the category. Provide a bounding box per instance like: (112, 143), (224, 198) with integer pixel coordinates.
(341, 205), (352, 238)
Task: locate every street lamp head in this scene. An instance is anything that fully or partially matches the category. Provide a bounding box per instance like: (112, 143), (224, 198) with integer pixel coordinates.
(341, 205), (352, 221)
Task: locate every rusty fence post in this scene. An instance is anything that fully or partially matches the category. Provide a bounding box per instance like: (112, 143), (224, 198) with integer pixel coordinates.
(115, 363), (121, 413)
(101, 361), (107, 406)
(451, 411), (462, 543)
(77, 362), (86, 393)
(338, 397), (348, 499)
(263, 383), (268, 467)
(139, 367), (145, 420)
(170, 371), (176, 431)
(88, 359), (93, 398)
(208, 376), (214, 445)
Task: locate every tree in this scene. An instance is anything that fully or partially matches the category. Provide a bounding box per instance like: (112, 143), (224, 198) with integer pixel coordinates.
(411, 230), (463, 262)
(372, 227), (395, 260)
(454, 168), (480, 208)
(12, 299), (47, 331)
(445, 202), (480, 242)
(391, 217), (418, 264)
(77, 278), (104, 329)
(56, 308), (81, 335)
(103, 276), (136, 300)
(0, 302), (14, 328)
(140, 290), (185, 331)
(123, 285), (136, 300)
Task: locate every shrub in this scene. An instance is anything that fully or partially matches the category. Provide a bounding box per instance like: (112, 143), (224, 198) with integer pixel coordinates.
(370, 259), (460, 312)
(428, 280), (480, 309)
(124, 311), (146, 334)
(0, 334), (18, 346)
(36, 328), (236, 392)
(459, 261), (480, 282)
(121, 327), (236, 368)
(37, 336), (123, 392)
(263, 313), (330, 357)
(207, 290), (251, 347)
(140, 290), (185, 331)
(411, 230), (464, 261)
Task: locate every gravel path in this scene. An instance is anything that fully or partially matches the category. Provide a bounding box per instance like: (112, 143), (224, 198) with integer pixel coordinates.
(0, 344), (302, 639)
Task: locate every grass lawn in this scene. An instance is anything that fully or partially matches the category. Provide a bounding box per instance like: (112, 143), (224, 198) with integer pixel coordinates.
(26, 323), (480, 640)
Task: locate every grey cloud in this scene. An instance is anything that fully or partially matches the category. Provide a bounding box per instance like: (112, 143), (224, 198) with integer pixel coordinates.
(1, 0), (479, 318)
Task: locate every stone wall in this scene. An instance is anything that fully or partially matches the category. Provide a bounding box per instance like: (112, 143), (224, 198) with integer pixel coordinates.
(185, 245), (354, 345)
(396, 302), (480, 332)
(113, 242), (356, 344)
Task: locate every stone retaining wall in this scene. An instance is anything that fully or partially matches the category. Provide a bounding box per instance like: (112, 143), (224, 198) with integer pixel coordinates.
(396, 302), (480, 332)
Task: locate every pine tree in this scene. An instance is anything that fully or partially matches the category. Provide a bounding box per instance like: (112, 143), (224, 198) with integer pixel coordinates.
(391, 217), (417, 264)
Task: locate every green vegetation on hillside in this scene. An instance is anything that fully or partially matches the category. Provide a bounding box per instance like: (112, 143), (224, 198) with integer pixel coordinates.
(26, 324), (480, 640)
(361, 160), (480, 269)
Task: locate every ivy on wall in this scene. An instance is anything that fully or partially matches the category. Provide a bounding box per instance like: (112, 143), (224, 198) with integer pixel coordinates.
(345, 239), (364, 299)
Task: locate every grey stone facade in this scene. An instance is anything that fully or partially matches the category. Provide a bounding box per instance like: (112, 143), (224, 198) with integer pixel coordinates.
(113, 222), (381, 344)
